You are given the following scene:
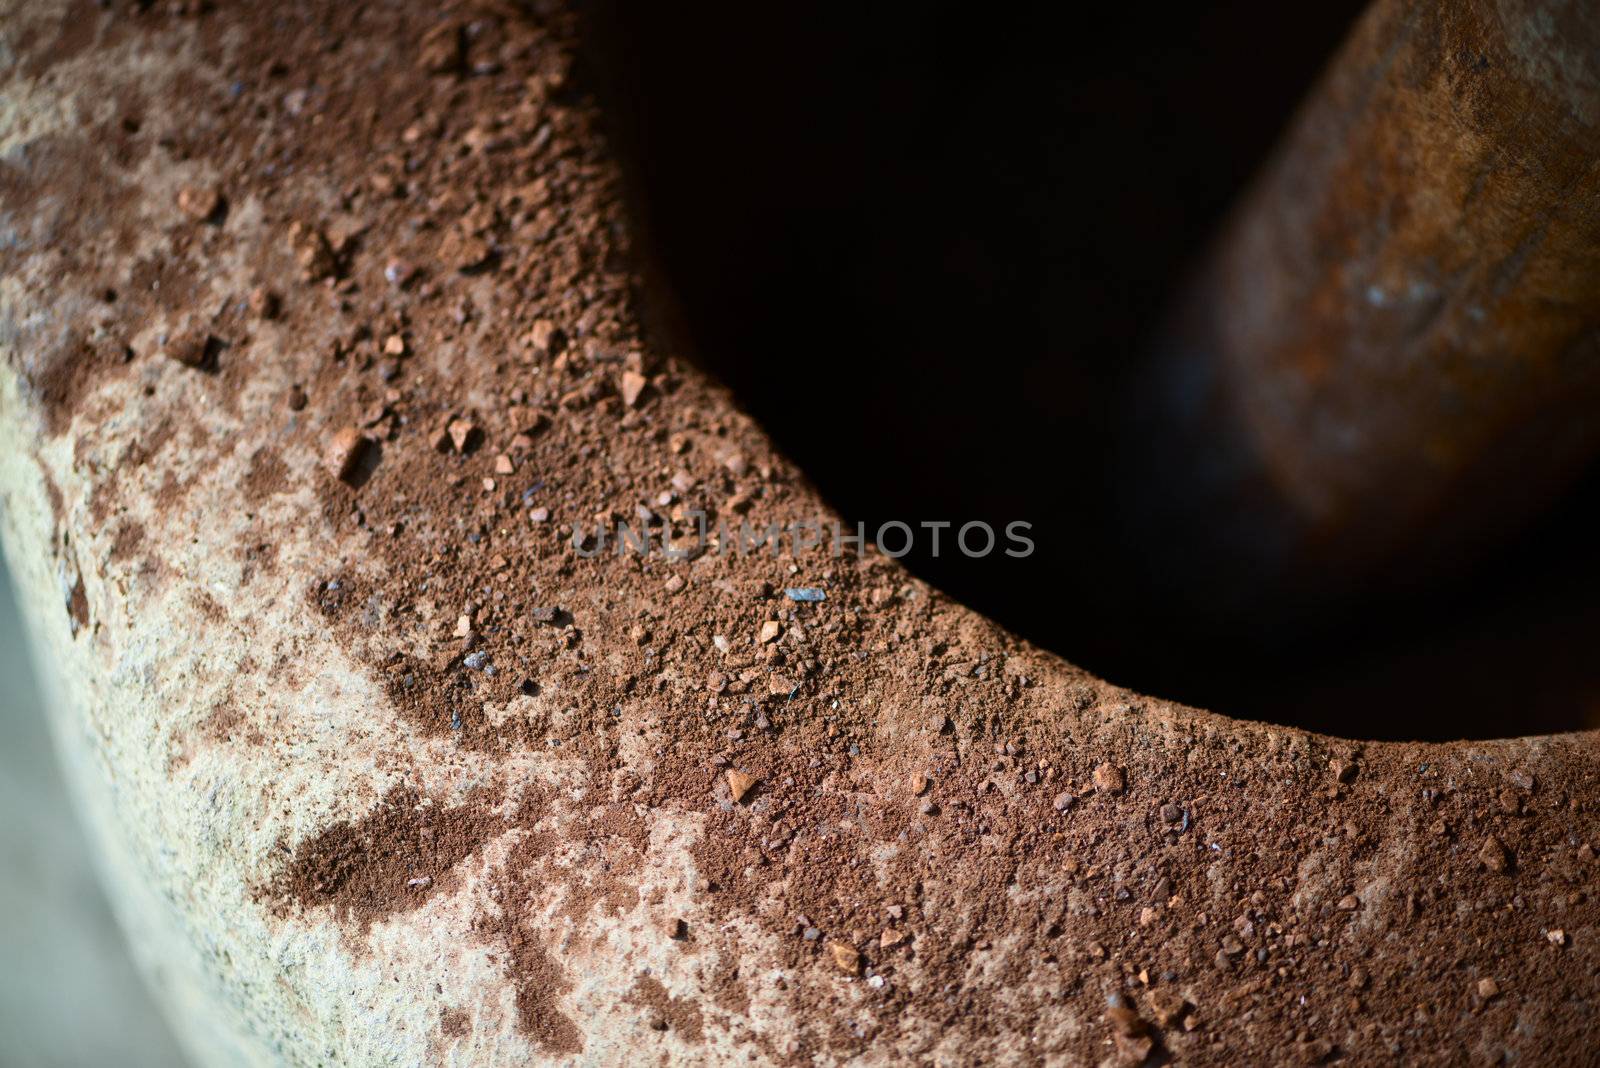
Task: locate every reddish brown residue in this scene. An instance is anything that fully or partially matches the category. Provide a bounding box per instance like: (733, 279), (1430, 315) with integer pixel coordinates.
(628, 975), (705, 1044)
(274, 785), (502, 931)
(191, 590), (226, 625)
(198, 700), (244, 744)
(238, 539), (279, 587)
(124, 419), (177, 470)
(109, 520), (145, 562)
(440, 1007), (470, 1038)
(65, 572), (89, 635)
(23, 329), (120, 441)
(18, 0), (102, 81)
(273, 784), (586, 1051)
(0, 134), (143, 438)
(153, 470), (191, 516)
(242, 447), (291, 505)
(504, 929), (584, 1055)
(482, 837), (586, 1055)
(40, 469), (65, 535)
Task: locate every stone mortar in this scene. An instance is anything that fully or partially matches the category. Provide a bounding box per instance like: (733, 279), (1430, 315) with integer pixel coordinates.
(0, 2), (1596, 1065)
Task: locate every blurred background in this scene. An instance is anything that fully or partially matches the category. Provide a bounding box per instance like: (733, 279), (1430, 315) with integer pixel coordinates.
(0, 562), (187, 1067)
(587, 1), (1600, 740)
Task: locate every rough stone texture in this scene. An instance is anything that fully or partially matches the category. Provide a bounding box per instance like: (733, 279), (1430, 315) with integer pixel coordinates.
(1, 2), (1597, 1066)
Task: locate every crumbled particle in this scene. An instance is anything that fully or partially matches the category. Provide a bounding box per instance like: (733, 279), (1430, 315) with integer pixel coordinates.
(528, 318), (563, 357)
(757, 620), (781, 644)
(726, 769), (758, 803)
(248, 285), (280, 319)
(325, 426), (370, 482)
(827, 941), (861, 976)
(1106, 1001), (1146, 1037)
(384, 258), (417, 287)
(164, 325), (215, 368)
(1114, 1033), (1154, 1063)
(448, 418), (478, 453)
(418, 20), (465, 74)
(1479, 835), (1511, 873)
(1093, 763), (1125, 794)
(439, 224), (492, 271)
(1148, 989), (1186, 1028)
(177, 183), (222, 221)
(288, 221), (338, 281)
(620, 370), (648, 407)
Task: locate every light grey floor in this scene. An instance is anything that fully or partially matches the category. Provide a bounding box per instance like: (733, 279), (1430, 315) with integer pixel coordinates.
(0, 563), (189, 1067)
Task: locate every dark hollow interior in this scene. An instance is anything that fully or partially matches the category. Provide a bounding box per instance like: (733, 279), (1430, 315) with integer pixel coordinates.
(579, 2), (1600, 742)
